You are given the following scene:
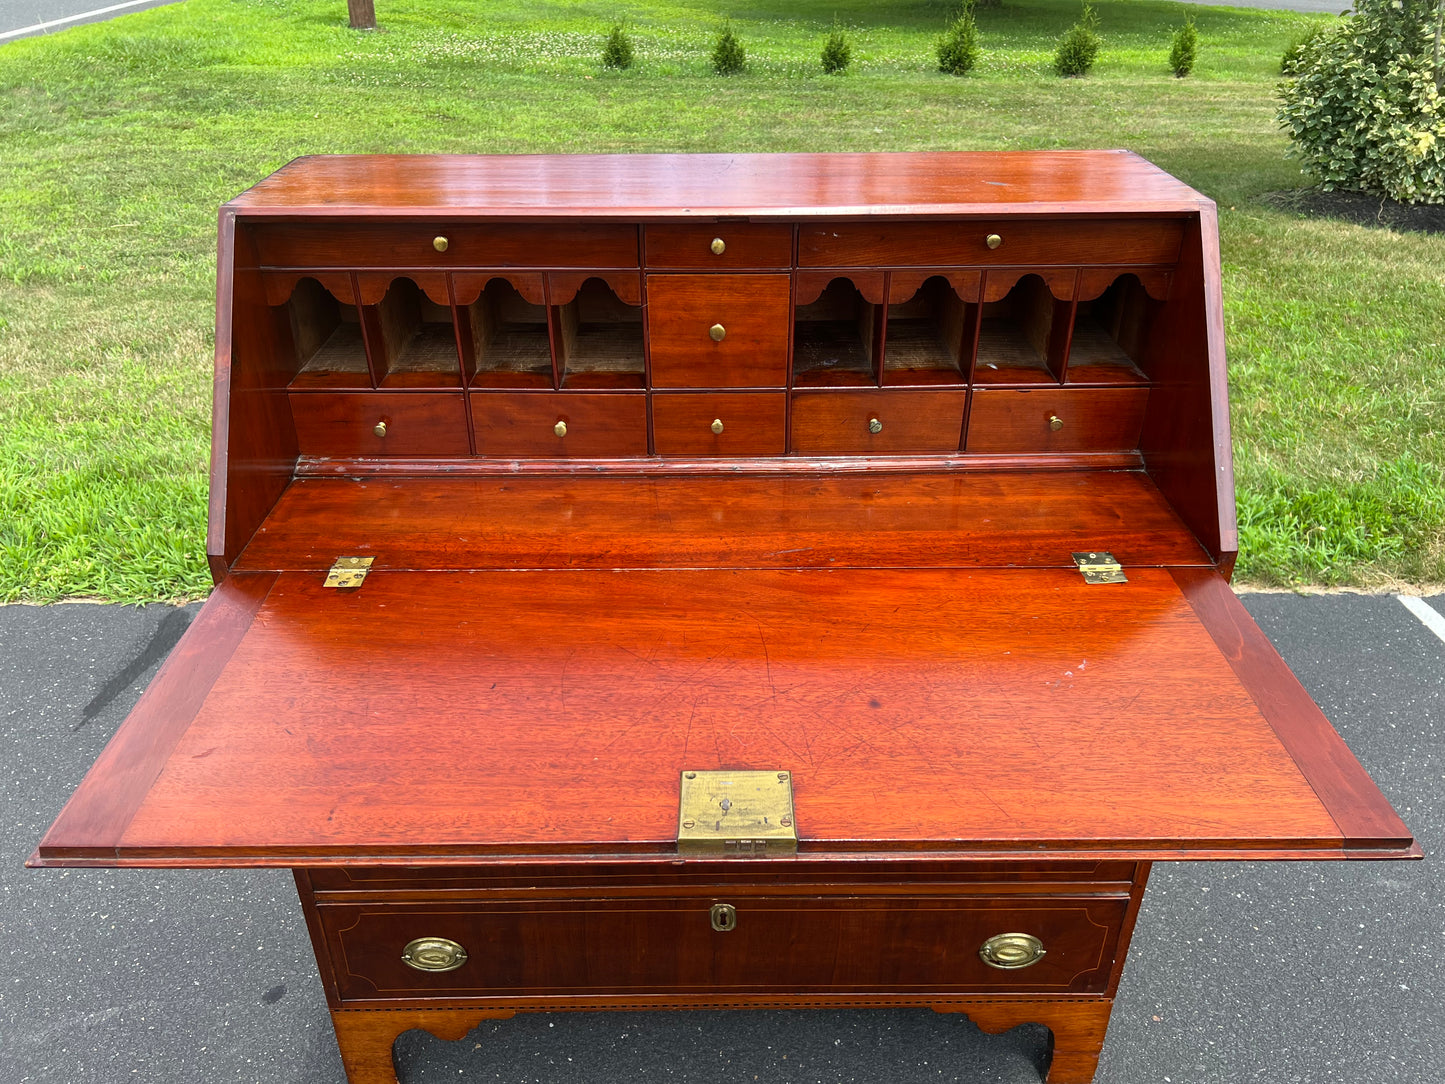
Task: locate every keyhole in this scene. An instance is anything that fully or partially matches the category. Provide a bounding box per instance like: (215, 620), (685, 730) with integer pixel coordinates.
(710, 903), (737, 932)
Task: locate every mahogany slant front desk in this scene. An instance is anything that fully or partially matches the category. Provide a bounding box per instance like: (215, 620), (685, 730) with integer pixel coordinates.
(33, 153), (1418, 1084)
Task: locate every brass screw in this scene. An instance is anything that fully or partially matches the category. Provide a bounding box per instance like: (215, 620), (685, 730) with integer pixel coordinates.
(780, 816), (792, 827)
(710, 237), (726, 255)
(433, 236), (450, 252)
(685, 772), (697, 779)
(777, 772), (789, 781)
(554, 420), (568, 438)
(985, 233), (1003, 250)
(682, 819), (696, 829)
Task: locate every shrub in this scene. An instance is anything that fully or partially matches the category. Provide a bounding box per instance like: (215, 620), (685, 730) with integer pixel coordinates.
(937, 2), (981, 76)
(821, 23), (851, 74)
(1169, 16), (1197, 77)
(1277, 0), (1445, 203)
(601, 21), (634, 70)
(712, 21), (745, 74)
(1280, 24), (1327, 75)
(1054, 3), (1100, 77)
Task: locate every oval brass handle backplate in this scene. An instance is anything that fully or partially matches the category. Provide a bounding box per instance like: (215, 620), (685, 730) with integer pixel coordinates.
(985, 233), (1003, 250)
(710, 903), (737, 932)
(433, 236), (449, 252)
(401, 936), (468, 972)
(710, 237), (726, 255)
(979, 932), (1046, 969)
(709, 323), (727, 342)
(373, 420), (388, 438)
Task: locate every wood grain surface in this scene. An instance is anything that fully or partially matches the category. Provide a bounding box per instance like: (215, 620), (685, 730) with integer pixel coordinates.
(233, 470), (1209, 572)
(32, 566), (1392, 864)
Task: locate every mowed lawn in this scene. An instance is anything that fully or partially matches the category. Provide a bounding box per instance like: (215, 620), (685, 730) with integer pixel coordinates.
(0, 0), (1441, 601)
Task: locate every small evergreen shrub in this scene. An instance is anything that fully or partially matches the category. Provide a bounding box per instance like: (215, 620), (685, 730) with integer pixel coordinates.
(821, 22), (852, 74)
(601, 21), (634, 70)
(1054, 3), (1100, 77)
(1277, 0), (1445, 203)
(712, 21), (746, 74)
(1168, 16), (1197, 77)
(1280, 24), (1327, 75)
(936, 2), (981, 76)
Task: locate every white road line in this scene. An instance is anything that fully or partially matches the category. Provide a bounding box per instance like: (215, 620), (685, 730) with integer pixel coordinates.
(1398, 595), (1445, 647)
(0, 0), (170, 41)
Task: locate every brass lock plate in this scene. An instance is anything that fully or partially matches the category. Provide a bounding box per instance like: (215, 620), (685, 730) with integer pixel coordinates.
(677, 770), (796, 856)
(324, 556), (374, 588)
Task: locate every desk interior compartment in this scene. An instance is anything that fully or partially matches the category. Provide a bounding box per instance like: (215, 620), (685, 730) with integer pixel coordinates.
(1064, 273), (1160, 386)
(882, 274), (974, 386)
(793, 276), (883, 387)
(276, 276), (370, 390)
(458, 275), (554, 389)
(554, 275), (645, 390)
(973, 273), (1071, 386)
(365, 276), (463, 389)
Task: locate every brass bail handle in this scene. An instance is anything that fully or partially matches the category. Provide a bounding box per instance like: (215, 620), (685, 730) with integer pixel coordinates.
(979, 932), (1046, 969)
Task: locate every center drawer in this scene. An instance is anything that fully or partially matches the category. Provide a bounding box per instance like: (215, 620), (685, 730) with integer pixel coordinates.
(647, 274), (791, 388)
(471, 392), (648, 458)
(319, 894), (1127, 1002)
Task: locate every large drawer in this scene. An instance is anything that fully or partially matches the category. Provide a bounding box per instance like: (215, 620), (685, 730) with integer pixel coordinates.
(319, 894), (1128, 1001)
(791, 389), (967, 455)
(652, 392), (787, 456)
(966, 387), (1149, 454)
(290, 392), (470, 456)
(799, 219), (1185, 268)
(645, 225), (793, 269)
(647, 274), (791, 387)
(471, 392), (648, 458)
(251, 222), (639, 269)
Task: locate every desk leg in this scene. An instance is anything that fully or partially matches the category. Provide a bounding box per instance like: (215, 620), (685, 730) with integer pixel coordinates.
(330, 1008), (516, 1084)
(938, 998), (1112, 1084)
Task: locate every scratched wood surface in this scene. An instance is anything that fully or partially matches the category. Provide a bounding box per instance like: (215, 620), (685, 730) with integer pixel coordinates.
(39, 566), (1372, 863)
(233, 470), (1209, 572)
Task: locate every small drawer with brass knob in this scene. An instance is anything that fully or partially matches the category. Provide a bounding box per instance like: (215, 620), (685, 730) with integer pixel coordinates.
(790, 389), (966, 455)
(289, 392), (469, 457)
(646, 274), (790, 388)
(644, 224), (793, 269)
(471, 392), (647, 458)
(798, 218), (1186, 267)
(652, 392), (786, 456)
(965, 388), (1148, 454)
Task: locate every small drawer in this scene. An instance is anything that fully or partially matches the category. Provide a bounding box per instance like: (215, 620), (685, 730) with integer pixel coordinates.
(318, 894), (1127, 1002)
(472, 392), (648, 458)
(799, 219), (1185, 268)
(251, 223), (639, 269)
(647, 274), (791, 388)
(791, 389), (967, 455)
(290, 392), (470, 456)
(652, 392), (786, 456)
(966, 387), (1148, 454)
(645, 225), (793, 269)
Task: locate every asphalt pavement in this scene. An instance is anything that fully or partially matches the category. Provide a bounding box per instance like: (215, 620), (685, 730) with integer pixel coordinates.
(3, 590), (1441, 1084)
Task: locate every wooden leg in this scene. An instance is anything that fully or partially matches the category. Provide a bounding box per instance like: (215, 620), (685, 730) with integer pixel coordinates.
(934, 998), (1113, 1084)
(330, 1008), (516, 1084)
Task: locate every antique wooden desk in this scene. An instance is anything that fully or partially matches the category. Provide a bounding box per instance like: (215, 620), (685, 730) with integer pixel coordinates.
(32, 152), (1418, 1084)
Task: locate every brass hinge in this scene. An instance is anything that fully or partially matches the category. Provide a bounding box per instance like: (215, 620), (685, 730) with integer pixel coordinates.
(1072, 551), (1127, 584)
(323, 556), (374, 588)
(678, 770), (797, 856)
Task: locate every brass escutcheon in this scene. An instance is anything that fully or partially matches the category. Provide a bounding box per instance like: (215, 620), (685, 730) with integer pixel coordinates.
(710, 237), (726, 255)
(433, 236), (449, 252)
(710, 418), (725, 435)
(373, 420), (388, 438)
(709, 323), (727, 342)
(985, 233), (1003, 250)
(1049, 415), (1064, 432)
(401, 936), (468, 972)
(554, 420), (568, 438)
(979, 932), (1046, 969)
(710, 903), (737, 932)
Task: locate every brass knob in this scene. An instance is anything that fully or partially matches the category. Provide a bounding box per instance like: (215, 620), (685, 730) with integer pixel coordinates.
(554, 420), (567, 438)
(373, 420), (387, 438)
(709, 323), (727, 342)
(985, 233), (1003, 250)
(710, 237), (726, 255)
(979, 932), (1046, 970)
(710, 418), (725, 435)
(709, 903), (737, 932)
(1049, 415), (1064, 432)
(868, 417), (883, 434)
(433, 236), (449, 252)
(401, 936), (468, 972)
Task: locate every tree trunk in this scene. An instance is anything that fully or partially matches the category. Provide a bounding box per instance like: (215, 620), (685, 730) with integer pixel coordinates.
(347, 0), (375, 30)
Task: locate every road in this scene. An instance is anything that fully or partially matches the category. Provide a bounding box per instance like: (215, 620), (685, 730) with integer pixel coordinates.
(3, 590), (1441, 1083)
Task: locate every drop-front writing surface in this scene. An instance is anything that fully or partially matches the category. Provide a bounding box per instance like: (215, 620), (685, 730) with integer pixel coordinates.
(33, 153), (1416, 1084)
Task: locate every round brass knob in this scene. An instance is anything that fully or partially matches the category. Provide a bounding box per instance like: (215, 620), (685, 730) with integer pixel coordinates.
(868, 417), (883, 435)
(432, 236), (449, 253)
(710, 418), (725, 435)
(373, 420), (387, 438)
(1049, 415), (1064, 432)
(710, 237), (726, 255)
(979, 932), (1046, 970)
(401, 936), (468, 972)
(709, 323), (727, 342)
(554, 420), (568, 438)
(709, 903), (737, 932)
(985, 233), (1003, 250)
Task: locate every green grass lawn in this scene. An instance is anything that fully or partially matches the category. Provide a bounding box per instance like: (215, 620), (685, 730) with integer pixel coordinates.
(1, 0), (1442, 601)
